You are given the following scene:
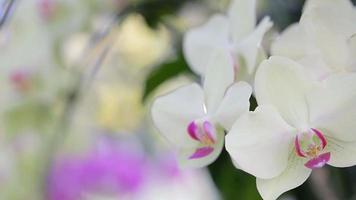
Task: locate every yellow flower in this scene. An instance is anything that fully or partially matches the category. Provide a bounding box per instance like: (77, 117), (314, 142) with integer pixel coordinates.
(96, 83), (143, 132)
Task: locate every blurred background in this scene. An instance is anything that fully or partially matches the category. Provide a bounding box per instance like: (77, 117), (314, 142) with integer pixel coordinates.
(0, 0), (356, 199)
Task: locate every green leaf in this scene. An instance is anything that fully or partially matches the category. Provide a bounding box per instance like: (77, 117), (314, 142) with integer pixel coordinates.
(135, 0), (199, 28)
(142, 53), (195, 102)
(3, 99), (54, 135)
(208, 149), (261, 200)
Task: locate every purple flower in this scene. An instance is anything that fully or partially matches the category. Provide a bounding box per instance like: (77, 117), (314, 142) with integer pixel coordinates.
(47, 138), (147, 200)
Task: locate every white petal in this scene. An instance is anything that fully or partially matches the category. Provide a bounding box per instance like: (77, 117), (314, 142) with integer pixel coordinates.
(303, 0), (355, 13)
(228, 0), (256, 42)
(203, 48), (235, 114)
(151, 83), (205, 149)
(308, 73), (356, 141)
(225, 105), (295, 179)
(301, 3), (356, 71)
(271, 23), (311, 59)
(303, 0), (356, 37)
(183, 15), (230, 75)
(270, 23), (336, 79)
(213, 81), (252, 130)
(255, 56), (314, 129)
(297, 55), (334, 80)
(235, 47), (267, 84)
(236, 17), (273, 75)
(177, 129), (225, 168)
(257, 155), (312, 200)
(326, 137), (356, 167)
(349, 35), (356, 71)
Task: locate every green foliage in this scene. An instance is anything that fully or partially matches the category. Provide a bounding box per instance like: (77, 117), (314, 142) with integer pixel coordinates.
(134, 0), (199, 28)
(142, 52), (196, 102)
(209, 149), (261, 200)
(3, 100), (54, 135)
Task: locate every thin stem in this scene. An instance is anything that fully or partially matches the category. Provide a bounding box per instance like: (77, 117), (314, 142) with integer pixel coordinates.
(0, 0), (16, 29)
(40, 10), (130, 200)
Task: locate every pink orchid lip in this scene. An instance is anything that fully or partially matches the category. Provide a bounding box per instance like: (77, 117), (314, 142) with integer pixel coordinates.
(187, 120), (217, 145)
(189, 147), (214, 159)
(187, 120), (217, 159)
(295, 128), (331, 169)
(305, 152), (331, 169)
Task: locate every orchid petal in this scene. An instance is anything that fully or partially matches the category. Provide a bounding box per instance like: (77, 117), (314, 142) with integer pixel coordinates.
(151, 83), (205, 149)
(300, 3), (356, 71)
(236, 16), (273, 75)
(225, 106), (295, 179)
(203, 48), (235, 114)
(303, 0), (355, 13)
(257, 154), (312, 200)
(228, 0), (256, 42)
(213, 81), (252, 130)
(349, 35), (356, 71)
(255, 56), (314, 129)
(271, 23), (311, 60)
(303, 0), (356, 40)
(308, 73), (356, 141)
(270, 23), (335, 80)
(297, 56), (334, 80)
(183, 15), (230, 75)
(177, 129), (225, 168)
(326, 137), (356, 167)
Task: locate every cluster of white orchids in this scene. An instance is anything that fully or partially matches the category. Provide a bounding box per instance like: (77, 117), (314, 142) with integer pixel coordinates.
(151, 0), (356, 199)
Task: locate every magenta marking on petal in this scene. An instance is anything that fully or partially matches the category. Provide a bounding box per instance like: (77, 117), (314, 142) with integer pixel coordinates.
(304, 152), (331, 169)
(189, 147), (214, 159)
(187, 121), (199, 141)
(311, 128), (327, 148)
(203, 121), (216, 142)
(295, 135), (306, 157)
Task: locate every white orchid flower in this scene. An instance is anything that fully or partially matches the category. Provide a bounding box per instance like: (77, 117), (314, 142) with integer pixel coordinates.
(225, 56), (356, 200)
(183, 0), (272, 83)
(151, 49), (252, 168)
(271, 0), (356, 79)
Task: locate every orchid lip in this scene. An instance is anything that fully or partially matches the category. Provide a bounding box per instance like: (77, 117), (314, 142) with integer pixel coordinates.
(189, 147), (214, 159)
(295, 128), (331, 169)
(187, 120), (217, 159)
(304, 152), (331, 169)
